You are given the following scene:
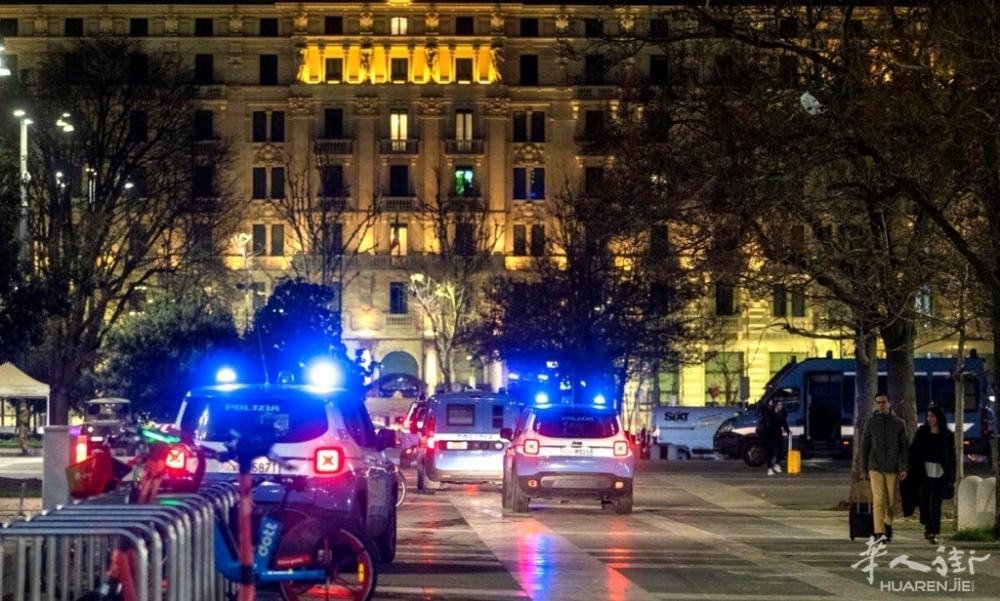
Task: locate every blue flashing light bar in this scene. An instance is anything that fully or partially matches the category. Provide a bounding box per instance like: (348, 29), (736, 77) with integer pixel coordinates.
(216, 367), (237, 384)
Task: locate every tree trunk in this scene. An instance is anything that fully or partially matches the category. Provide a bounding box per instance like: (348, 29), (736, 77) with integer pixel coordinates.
(953, 335), (966, 531)
(850, 331), (878, 503)
(882, 319), (917, 438)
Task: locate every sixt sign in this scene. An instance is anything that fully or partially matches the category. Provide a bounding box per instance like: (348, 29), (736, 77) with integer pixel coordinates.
(662, 411), (689, 422)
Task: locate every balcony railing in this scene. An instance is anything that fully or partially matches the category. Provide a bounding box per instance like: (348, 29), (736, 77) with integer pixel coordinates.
(196, 85), (226, 99)
(192, 139), (221, 155)
(444, 139), (484, 155)
(385, 314), (413, 327)
(383, 196), (415, 211)
(574, 135), (609, 155)
(316, 139), (353, 155)
(574, 86), (618, 100)
(446, 195), (483, 211)
(318, 196), (348, 211)
(713, 316), (740, 331)
(380, 139), (419, 154)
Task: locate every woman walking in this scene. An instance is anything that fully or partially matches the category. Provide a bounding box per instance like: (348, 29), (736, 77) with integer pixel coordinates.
(908, 406), (956, 544)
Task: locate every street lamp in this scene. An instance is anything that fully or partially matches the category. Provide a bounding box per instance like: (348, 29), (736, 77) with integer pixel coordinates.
(13, 110), (32, 264)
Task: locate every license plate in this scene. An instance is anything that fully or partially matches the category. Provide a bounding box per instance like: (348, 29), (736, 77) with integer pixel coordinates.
(446, 441), (468, 450)
(562, 447), (593, 457)
(219, 460), (280, 474)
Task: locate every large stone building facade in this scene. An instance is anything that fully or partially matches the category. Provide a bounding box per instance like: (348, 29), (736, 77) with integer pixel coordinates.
(0, 2), (979, 425)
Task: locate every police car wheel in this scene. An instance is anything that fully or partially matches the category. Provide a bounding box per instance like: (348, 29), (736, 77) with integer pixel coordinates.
(501, 474), (513, 509)
(373, 506), (397, 563)
(614, 493), (633, 515)
(417, 463), (441, 491)
(511, 469), (530, 513)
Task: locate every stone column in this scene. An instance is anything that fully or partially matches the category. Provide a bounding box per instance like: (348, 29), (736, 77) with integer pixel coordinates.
(424, 346), (439, 393)
(288, 96), (312, 187)
(489, 360), (505, 393)
(420, 97), (444, 201)
(355, 96), (379, 210)
(485, 96), (509, 214)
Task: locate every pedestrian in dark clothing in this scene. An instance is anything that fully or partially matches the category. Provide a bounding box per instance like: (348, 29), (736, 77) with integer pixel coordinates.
(860, 394), (909, 543)
(766, 400), (790, 475)
(908, 406), (955, 544)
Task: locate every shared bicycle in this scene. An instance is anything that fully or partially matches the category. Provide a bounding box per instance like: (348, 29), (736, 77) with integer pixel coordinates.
(67, 424), (379, 601)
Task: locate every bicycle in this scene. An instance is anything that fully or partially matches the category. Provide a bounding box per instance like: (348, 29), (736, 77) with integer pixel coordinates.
(67, 424), (379, 601)
(390, 462), (406, 508)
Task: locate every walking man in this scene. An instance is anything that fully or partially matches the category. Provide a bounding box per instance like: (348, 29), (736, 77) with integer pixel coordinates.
(860, 393), (909, 542)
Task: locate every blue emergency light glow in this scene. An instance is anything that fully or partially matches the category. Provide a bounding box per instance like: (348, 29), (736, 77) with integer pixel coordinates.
(216, 367), (237, 384)
(306, 360), (340, 388)
(594, 394), (606, 405)
(535, 392), (549, 405)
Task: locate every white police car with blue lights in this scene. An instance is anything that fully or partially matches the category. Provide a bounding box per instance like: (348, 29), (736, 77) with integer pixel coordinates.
(501, 394), (635, 514)
(171, 359), (400, 563)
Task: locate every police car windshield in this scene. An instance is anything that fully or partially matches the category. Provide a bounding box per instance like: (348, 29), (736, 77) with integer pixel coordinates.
(533, 408), (620, 438)
(180, 396), (327, 443)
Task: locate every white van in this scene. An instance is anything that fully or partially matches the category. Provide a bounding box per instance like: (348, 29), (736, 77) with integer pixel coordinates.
(653, 406), (740, 460)
(414, 391), (522, 490)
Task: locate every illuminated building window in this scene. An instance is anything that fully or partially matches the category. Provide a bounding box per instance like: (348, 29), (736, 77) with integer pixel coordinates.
(390, 110), (409, 150)
(326, 58), (343, 82)
(455, 58), (473, 83)
(390, 223), (408, 255)
(391, 58), (409, 83)
(455, 110), (474, 141)
(391, 17), (408, 36)
(454, 166), (475, 196)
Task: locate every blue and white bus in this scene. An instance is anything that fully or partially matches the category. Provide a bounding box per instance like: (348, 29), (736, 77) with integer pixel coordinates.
(714, 352), (995, 466)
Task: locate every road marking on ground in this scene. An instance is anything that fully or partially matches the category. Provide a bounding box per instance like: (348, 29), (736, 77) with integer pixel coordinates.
(450, 495), (660, 601)
(378, 585), (530, 597)
(633, 513), (992, 601)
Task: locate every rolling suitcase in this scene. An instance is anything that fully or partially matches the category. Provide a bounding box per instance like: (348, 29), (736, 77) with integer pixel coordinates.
(786, 435), (801, 475)
(849, 486), (874, 541)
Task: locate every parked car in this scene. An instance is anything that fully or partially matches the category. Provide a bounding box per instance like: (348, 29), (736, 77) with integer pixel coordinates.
(172, 374), (399, 563)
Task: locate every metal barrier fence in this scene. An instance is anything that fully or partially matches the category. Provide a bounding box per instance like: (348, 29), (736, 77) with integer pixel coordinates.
(0, 481), (239, 601)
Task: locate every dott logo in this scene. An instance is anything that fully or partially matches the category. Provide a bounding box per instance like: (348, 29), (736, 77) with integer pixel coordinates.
(258, 519), (279, 557)
(663, 412), (690, 422)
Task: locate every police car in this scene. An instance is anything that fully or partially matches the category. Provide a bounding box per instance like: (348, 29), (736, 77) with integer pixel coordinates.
(171, 361), (399, 563)
(500, 398), (635, 514)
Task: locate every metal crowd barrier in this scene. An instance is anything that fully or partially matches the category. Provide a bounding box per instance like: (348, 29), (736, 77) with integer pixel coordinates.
(0, 481), (239, 601)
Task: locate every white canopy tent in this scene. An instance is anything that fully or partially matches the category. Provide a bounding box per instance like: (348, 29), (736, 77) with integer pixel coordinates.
(0, 362), (51, 428)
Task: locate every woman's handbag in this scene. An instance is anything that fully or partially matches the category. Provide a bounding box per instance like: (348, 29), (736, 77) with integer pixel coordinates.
(942, 482), (955, 501)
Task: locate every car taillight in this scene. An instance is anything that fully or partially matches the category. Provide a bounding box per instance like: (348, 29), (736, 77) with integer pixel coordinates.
(614, 441), (629, 457)
(425, 435), (436, 450)
(165, 447), (187, 470)
(75, 438), (89, 463)
(315, 447), (345, 474)
(523, 439), (539, 455)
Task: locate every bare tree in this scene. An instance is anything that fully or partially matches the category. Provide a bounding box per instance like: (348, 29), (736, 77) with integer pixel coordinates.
(4, 37), (243, 424)
(266, 145), (381, 310)
(408, 186), (504, 391)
